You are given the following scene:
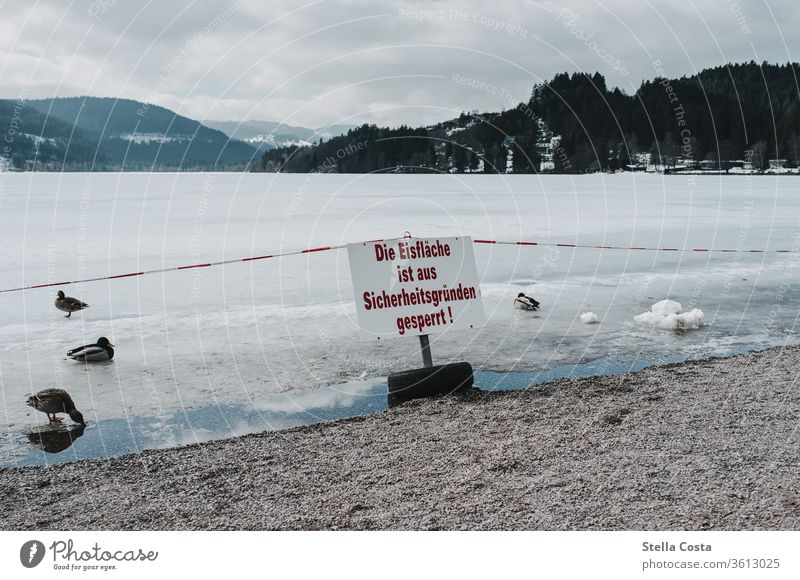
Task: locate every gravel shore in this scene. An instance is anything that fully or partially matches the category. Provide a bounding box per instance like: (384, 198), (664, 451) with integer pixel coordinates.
(2, 346), (800, 530)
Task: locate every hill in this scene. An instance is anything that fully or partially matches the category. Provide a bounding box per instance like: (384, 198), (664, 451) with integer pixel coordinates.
(258, 61), (800, 174)
(0, 99), (111, 170)
(4, 62), (798, 174)
(1, 97), (258, 171)
(205, 120), (355, 152)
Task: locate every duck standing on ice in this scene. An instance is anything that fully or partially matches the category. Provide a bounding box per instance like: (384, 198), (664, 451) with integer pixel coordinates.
(67, 337), (115, 362)
(55, 290), (89, 318)
(514, 292), (540, 311)
(26, 388), (86, 425)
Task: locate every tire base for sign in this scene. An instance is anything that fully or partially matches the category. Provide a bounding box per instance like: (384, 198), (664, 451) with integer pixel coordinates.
(387, 362), (474, 403)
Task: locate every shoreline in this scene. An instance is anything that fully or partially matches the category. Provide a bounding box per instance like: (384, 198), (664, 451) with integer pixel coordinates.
(2, 170), (796, 176)
(2, 345), (800, 530)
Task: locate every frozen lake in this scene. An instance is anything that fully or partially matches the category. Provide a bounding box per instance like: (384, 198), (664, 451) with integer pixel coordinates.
(1, 172), (799, 464)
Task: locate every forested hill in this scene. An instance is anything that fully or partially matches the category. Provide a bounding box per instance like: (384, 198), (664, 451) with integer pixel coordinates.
(1, 97), (258, 171)
(258, 62), (800, 174)
(0, 99), (107, 169)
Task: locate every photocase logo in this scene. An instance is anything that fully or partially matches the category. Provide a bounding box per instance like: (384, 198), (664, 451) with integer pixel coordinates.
(20, 540), (46, 568)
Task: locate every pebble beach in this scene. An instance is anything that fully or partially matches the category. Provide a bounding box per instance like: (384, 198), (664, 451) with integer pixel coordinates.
(2, 346), (799, 531)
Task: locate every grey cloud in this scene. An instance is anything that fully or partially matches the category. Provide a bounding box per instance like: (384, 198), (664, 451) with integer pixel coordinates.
(1, 0), (797, 127)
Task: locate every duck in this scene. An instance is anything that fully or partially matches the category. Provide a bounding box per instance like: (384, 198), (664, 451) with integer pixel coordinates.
(67, 337), (115, 362)
(26, 388), (86, 425)
(514, 292), (540, 311)
(55, 290), (89, 318)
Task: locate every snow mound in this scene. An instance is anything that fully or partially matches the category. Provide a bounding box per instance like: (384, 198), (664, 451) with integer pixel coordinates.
(580, 312), (599, 324)
(650, 299), (682, 316)
(634, 300), (704, 330)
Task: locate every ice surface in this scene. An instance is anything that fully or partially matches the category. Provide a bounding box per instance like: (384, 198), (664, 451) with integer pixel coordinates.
(1, 172), (799, 433)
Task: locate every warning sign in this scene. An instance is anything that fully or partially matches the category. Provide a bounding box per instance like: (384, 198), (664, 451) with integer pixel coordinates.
(347, 236), (485, 340)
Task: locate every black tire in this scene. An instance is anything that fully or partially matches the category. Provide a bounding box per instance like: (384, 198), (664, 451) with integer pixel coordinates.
(387, 362), (474, 400)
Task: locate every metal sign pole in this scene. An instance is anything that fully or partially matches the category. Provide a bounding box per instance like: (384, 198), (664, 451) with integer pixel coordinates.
(419, 334), (433, 368)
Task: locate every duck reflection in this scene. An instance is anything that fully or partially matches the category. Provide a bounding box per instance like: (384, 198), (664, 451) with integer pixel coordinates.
(27, 423), (86, 453)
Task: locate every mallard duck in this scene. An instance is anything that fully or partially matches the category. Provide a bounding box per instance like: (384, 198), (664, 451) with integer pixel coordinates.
(26, 388), (86, 425)
(514, 292), (540, 311)
(55, 290), (89, 318)
(67, 337), (114, 362)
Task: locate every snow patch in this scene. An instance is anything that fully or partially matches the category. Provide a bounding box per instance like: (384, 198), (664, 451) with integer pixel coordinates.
(650, 299), (682, 316)
(634, 300), (704, 330)
(118, 133), (192, 145)
(22, 133), (56, 146)
(243, 134), (313, 148)
(580, 311), (599, 324)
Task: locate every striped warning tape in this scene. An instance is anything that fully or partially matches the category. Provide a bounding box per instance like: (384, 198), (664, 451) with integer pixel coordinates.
(472, 239), (794, 254)
(0, 244), (348, 294)
(0, 237), (796, 294)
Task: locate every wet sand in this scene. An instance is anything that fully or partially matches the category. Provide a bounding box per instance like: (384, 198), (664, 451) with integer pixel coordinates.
(2, 346), (799, 530)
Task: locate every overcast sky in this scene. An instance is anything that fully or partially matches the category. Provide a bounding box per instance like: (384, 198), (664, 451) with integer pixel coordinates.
(1, 0), (797, 128)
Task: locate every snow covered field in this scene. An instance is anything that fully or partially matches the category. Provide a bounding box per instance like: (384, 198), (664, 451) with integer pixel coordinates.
(1, 172), (799, 455)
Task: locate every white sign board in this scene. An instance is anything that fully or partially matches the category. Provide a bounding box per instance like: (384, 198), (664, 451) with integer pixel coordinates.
(347, 236), (485, 340)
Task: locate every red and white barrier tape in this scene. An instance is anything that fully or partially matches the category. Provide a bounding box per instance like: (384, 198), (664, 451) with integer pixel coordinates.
(0, 244), (344, 294)
(1, 237), (796, 294)
(472, 239), (795, 254)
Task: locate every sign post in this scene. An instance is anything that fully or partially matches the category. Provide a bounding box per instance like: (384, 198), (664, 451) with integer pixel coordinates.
(348, 235), (485, 354)
(419, 334), (433, 368)
(348, 235), (484, 401)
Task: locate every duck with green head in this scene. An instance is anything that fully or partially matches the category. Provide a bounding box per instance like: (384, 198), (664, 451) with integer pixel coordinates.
(67, 337), (115, 362)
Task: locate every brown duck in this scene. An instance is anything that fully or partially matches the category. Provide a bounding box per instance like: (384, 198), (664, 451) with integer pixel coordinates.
(55, 290), (89, 318)
(26, 389), (86, 425)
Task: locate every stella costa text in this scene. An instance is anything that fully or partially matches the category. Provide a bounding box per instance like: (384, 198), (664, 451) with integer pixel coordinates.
(642, 541), (711, 552)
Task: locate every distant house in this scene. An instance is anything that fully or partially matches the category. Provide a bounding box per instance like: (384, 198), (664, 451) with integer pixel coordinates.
(622, 153), (651, 172)
(769, 159), (788, 169)
(503, 137), (515, 173)
(532, 119), (561, 172)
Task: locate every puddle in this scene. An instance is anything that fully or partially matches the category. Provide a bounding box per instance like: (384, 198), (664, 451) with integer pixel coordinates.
(0, 345), (769, 467)
(475, 358), (659, 391)
(1, 386), (389, 468)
